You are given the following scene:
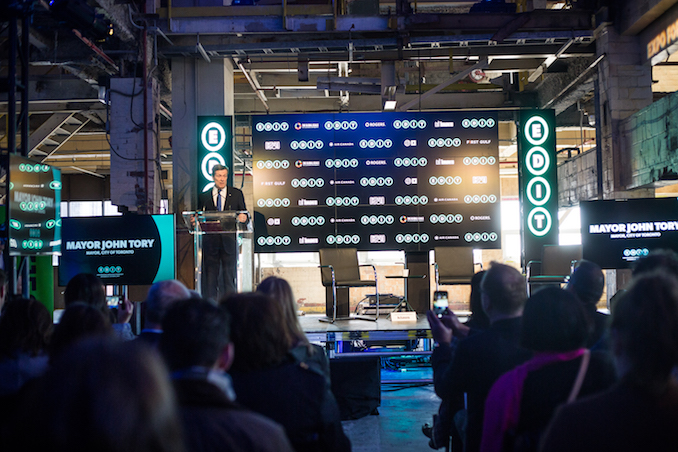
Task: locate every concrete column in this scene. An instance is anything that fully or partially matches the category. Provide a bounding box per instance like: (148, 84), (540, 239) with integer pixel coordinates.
(171, 58), (235, 288)
(109, 77), (161, 213)
(171, 57), (234, 214)
(595, 25), (654, 199)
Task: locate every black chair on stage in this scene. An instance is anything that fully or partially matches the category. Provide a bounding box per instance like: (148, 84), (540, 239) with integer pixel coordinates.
(319, 248), (379, 323)
(526, 244), (582, 295)
(433, 247), (478, 291)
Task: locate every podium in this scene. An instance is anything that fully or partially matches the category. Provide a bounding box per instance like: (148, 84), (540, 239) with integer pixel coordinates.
(182, 211), (254, 300)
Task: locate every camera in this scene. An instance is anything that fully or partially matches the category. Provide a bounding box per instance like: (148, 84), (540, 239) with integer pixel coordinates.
(433, 291), (449, 318)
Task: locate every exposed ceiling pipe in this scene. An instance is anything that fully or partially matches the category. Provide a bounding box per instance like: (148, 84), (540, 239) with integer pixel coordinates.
(398, 57), (489, 111)
(527, 38), (574, 83)
(69, 166), (106, 178)
(235, 59), (270, 112)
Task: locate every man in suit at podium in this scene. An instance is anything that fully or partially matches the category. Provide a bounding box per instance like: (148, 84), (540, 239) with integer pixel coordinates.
(198, 164), (248, 301)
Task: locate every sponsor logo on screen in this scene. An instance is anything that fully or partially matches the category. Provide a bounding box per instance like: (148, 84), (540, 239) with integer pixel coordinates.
(434, 120), (455, 128)
(370, 234), (386, 243)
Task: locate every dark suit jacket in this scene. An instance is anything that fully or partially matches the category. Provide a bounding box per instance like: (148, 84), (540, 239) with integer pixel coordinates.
(173, 377), (294, 452)
(198, 186), (247, 256)
(198, 186), (246, 212)
(231, 359), (351, 452)
(432, 317), (532, 452)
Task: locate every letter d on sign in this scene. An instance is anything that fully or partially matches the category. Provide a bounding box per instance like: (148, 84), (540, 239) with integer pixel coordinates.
(531, 153), (544, 171)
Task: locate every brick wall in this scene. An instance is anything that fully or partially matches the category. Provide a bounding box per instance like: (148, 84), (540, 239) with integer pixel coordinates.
(557, 149), (598, 207)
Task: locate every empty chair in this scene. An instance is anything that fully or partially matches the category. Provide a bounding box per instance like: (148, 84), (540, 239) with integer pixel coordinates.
(526, 244), (582, 295)
(319, 248), (379, 323)
(433, 247), (477, 291)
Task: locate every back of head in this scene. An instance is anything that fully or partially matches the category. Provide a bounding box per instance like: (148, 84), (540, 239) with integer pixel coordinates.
(144, 280), (191, 327)
(25, 338), (182, 452)
(468, 270), (490, 328)
(221, 292), (294, 372)
(0, 297), (52, 358)
(521, 287), (591, 352)
(0, 268), (8, 308)
(567, 259), (605, 306)
(612, 271), (678, 384)
(256, 276), (306, 345)
(480, 263), (527, 316)
(50, 302), (113, 360)
(160, 297), (230, 371)
(64, 273), (106, 314)
(632, 249), (678, 278)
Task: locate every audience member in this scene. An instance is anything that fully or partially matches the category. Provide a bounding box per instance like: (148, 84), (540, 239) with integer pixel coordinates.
(222, 292), (351, 452)
(481, 288), (616, 452)
(423, 269), (488, 450)
(566, 260), (609, 350)
(0, 297), (52, 396)
(466, 270), (490, 330)
(631, 248), (678, 277)
(64, 272), (107, 312)
(540, 271), (678, 452)
(8, 337), (183, 452)
(257, 276), (330, 383)
(427, 263), (532, 452)
(160, 297), (294, 452)
(0, 269), (8, 315)
(64, 273), (134, 339)
(138, 280), (191, 348)
(49, 302), (113, 361)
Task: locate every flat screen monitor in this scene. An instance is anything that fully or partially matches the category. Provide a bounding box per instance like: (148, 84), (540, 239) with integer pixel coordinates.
(252, 112), (501, 252)
(580, 198), (678, 269)
(58, 215), (175, 286)
(8, 155), (62, 256)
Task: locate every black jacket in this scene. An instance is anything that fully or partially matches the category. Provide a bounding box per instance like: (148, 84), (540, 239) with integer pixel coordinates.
(432, 317), (532, 452)
(173, 377), (294, 452)
(198, 186), (246, 212)
(231, 359), (351, 452)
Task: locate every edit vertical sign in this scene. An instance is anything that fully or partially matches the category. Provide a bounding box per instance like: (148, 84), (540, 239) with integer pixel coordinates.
(197, 116), (233, 196)
(518, 109), (558, 268)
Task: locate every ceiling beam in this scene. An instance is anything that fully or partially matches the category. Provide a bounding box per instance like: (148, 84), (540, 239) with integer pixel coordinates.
(399, 57), (489, 111)
(542, 54), (605, 114)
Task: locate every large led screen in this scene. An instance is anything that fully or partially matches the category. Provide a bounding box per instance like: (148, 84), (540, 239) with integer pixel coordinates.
(581, 198), (678, 269)
(58, 215), (176, 285)
(252, 112), (500, 252)
(9, 155), (62, 256)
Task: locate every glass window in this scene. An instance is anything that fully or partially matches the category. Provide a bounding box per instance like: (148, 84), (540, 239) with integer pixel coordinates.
(559, 206), (582, 245)
(66, 201), (102, 218)
(103, 201), (122, 216)
(501, 200), (521, 264)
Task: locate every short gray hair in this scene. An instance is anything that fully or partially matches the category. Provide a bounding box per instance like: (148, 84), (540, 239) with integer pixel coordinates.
(145, 280), (191, 325)
(211, 164), (228, 176)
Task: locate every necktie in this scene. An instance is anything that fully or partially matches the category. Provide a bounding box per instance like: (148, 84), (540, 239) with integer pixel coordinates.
(217, 190), (222, 211)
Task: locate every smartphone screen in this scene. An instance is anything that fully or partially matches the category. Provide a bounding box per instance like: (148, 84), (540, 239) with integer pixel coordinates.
(106, 296), (121, 308)
(433, 291), (449, 318)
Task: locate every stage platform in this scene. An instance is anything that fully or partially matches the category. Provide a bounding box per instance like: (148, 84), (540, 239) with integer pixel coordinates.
(299, 314), (433, 355)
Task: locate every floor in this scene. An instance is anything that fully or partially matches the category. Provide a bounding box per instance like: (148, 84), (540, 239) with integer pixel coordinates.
(341, 368), (442, 452)
(301, 314), (442, 451)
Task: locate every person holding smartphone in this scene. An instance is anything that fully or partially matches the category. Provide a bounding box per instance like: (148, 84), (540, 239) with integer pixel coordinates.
(427, 263), (532, 452)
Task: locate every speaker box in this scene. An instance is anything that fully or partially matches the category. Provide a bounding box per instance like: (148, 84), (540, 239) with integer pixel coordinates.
(330, 356), (381, 420)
